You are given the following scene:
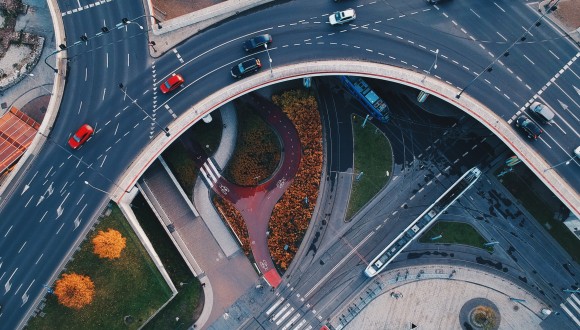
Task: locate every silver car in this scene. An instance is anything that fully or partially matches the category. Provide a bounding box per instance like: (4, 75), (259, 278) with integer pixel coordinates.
(529, 101), (555, 124)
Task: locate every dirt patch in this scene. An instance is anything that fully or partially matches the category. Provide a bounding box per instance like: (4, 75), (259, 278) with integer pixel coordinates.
(151, 0), (227, 21)
(551, 0), (580, 31)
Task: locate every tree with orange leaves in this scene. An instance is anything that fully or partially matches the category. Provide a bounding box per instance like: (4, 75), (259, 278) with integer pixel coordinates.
(92, 228), (126, 259)
(53, 273), (95, 309)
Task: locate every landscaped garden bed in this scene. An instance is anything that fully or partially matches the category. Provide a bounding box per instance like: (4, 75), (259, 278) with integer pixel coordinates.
(223, 100), (281, 186)
(268, 90), (323, 271)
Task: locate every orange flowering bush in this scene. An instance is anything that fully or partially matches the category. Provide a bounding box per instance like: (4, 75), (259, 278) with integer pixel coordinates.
(213, 194), (251, 254)
(269, 90), (322, 271)
(53, 273), (95, 309)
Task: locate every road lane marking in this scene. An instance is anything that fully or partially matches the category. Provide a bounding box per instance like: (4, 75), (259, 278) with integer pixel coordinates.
(304, 231), (374, 298)
(73, 204), (87, 230)
(523, 55), (535, 65)
(494, 2), (506, 12)
(4, 225), (13, 237)
(18, 241), (26, 254)
(496, 32), (507, 42)
(56, 223), (65, 235)
(77, 194), (85, 205)
(469, 9), (480, 18)
(266, 297), (285, 315)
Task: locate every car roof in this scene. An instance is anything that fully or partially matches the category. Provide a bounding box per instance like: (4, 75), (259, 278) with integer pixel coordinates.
(342, 9), (355, 16)
(522, 119), (542, 134)
(168, 74), (182, 83)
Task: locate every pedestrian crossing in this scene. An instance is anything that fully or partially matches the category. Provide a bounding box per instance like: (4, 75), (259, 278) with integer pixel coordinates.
(200, 157), (222, 188)
(561, 293), (580, 327)
(265, 297), (315, 330)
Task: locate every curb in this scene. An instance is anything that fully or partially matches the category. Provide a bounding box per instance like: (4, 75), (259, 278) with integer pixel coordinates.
(0, 0), (66, 203)
(112, 61), (579, 222)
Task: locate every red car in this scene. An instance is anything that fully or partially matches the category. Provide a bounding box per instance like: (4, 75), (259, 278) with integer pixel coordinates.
(160, 73), (184, 93)
(68, 124), (94, 149)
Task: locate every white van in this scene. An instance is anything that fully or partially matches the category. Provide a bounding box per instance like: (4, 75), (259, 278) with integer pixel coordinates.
(529, 102), (555, 124)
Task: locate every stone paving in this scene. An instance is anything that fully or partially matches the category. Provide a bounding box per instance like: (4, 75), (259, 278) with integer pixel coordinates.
(340, 265), (547, 330)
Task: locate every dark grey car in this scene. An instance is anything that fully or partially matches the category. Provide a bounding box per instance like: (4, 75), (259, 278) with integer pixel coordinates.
(243, 34), (272, 52)
(515, 116), (542, 140)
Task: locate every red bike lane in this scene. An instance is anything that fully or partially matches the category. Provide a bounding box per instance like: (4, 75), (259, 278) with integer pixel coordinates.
(212, 93), (302, 288)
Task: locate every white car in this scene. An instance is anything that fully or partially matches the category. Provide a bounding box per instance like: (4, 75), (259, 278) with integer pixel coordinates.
(329, 9), (356, 25)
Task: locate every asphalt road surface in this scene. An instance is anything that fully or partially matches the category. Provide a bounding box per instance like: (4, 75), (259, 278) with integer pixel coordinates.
(0, 0), (578, 328)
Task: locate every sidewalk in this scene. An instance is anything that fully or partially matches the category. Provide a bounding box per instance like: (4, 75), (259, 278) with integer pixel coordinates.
(338, 264), (548, 330)
(193, 103), (241, 258)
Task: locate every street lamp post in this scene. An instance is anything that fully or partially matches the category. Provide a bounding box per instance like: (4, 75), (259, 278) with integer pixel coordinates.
(421, 49), (439, 83)
(264, 43), (273, 77)
(118, 83), (170, 136)
(544, 153), (578, 172)
(44, 50), (59, 73)
(148, 41), (157, 52)
(84, 181), (109, 194)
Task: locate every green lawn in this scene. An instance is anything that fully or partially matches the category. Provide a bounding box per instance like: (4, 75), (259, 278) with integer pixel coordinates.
(498, 171), (580, 263)
(419, 221), (488, 249)
(346, 115), (393, 220)
(27, 204), (172, 330)
(131, 194), (203, 330)
(163, 142), (198, 200)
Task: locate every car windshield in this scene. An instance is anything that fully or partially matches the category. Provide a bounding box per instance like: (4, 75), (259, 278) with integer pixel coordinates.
(73, 134), (82, 143)
(335, 12), (343, 20)
(163, 81), (172, 89)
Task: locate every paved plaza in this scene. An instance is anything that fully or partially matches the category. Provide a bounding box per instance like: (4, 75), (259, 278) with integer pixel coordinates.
(343, 265), (547, 330)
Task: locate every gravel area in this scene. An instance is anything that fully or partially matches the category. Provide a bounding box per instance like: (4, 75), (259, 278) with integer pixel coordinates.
(552, 0), (580, 31)
(151, 0), (227, 21)
(0, 44), (32, 73)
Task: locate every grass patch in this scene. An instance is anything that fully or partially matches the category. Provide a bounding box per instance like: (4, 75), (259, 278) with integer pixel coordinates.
(27, 204), (172, 330)
(346, 115), (393, 220)
(162, 112), (222, 199)
(162, 142), (197, 200)
(498, 170), (580, 263)
(223, 101), (281, 186)
(419, 221), (488, 249)
(131, 194), (203, 329)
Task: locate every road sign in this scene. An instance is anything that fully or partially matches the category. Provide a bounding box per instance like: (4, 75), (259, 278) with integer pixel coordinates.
(417, 90), (429, 103)
(303, 77), (311, 88)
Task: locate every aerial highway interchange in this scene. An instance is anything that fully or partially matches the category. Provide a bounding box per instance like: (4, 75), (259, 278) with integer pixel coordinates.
(0, 0), (578, 329)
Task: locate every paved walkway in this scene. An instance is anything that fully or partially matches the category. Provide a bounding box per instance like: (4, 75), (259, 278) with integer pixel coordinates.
(205, 93), (302, 288)
(337, 264), (548, 330)
(193, 103), (241, 258)
(138, 156), (258, 329)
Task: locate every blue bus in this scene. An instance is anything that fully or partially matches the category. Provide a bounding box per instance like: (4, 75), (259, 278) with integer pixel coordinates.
(340, 76), (390, 123)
